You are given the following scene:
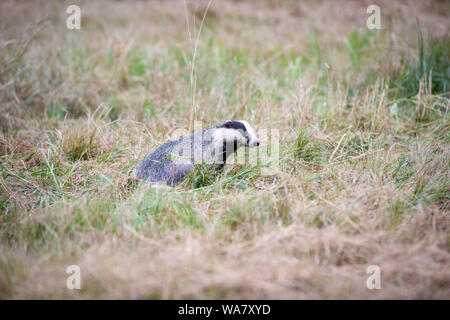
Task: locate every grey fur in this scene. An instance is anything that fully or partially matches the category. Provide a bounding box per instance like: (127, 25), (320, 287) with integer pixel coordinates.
(135, 121), (258, 186)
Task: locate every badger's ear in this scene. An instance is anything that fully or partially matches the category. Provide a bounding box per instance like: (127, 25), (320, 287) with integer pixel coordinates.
(223, 120), (233, 128)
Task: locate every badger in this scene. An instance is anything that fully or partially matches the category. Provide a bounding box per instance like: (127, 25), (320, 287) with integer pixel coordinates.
(135, 120), (260, 186)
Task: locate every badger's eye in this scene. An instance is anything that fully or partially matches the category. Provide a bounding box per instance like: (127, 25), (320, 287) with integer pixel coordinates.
(245, 136), (250, 144)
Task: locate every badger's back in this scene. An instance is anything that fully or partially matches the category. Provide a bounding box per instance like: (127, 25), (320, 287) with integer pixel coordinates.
(135, 130), (212, 185)
(135, 125), (237, 185)
(135, 139), (189, 185)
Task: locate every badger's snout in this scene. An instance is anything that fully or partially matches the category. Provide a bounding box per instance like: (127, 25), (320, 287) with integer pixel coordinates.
(248, 138), (260, 147)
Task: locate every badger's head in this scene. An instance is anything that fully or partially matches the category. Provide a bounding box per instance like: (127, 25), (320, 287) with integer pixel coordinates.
(218, 120), (260, 147)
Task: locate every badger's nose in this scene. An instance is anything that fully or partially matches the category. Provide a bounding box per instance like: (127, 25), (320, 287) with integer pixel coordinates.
(255, 140), (260, 147)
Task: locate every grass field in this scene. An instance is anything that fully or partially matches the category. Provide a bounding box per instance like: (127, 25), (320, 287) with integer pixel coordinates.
(0, 0), (449, 299)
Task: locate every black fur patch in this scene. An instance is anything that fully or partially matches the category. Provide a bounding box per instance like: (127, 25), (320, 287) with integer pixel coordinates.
(221, 138), (238, 164)
(218, 120), (247, 133)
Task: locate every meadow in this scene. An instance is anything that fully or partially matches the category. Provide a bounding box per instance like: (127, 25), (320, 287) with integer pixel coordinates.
(0, 0), (449, 299)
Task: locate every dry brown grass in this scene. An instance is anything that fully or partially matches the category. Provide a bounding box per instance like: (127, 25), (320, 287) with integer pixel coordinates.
(0, 0), (449, 299)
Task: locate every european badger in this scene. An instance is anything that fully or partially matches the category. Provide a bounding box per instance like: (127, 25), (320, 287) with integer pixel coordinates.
(135, 120), (260, 186)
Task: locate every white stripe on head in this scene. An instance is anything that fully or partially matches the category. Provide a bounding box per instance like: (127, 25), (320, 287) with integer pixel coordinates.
(211, 127), (243, 145)
(238, 120), (259, 147)
(209, 127), (244, 163)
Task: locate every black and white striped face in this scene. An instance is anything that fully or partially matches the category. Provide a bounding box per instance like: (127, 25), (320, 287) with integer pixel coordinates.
(219, 120), (260, 147)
